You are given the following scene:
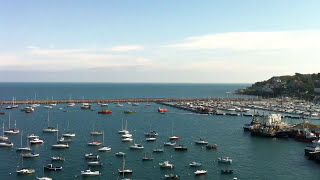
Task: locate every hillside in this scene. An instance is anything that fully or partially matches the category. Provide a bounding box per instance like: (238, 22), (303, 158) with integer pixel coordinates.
(237, 73), (320, 101)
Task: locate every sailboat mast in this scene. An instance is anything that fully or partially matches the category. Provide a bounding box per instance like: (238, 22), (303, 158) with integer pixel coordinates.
(103, 131), (105, 145)
(20, 130), (23, 147)
(8, 113), (11, 129)
(56, 124), (59, 141)
(14, 120), (17, 129)
(47, 111), (50, 127)
(2, 123), (4, 137)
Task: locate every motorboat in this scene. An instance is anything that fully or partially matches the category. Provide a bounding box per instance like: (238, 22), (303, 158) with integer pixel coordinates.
(116, 152), (126, 156)
(218, 157), (232, 163)
(81, 169), (101, 176)
(174, 145), (188, 151)
(159, 161), (174, 169)
(90, 131), (103, 136)
(158, 107), (168, 113)
(67, 103), (75, 107)
(51, 156), (65, 161)
(194, 139), (208, 144)
(0, 140), (13, 147)
(122, 133), (133, 138)
(37, 177), (52, 180)
(52, 143), (69, 149)
(27, 134), (39, 139)
(189, 162), (202, 167)
(194, 170), (207, 175)
(16, 168), (35, 175)
(116, 103), (123, 107)
(30, 138), (44, 144)
(169, 136), (179, 140)
(122, 137), (133, 142)
(206, 144), (217, 149)
(58, 137), (72, 143)
(81, 103), (92, 109)
(88, 140), (102, 146)
(101, 103), (108, 107)
(153, 148), (164, 152)
(98, 146), (111, 151)
(124, 110), (136, 114)
(164, 141), (176, 146)
(21, 152), (39, 158)
(44, 164), (62, 171)
(221, 169), (234, 174)
(85, 153), (99, 159)
(130, 143), (144, 149)
(87, 161), (103, 166)
(146, 137), (156, 141)
(164, 174), (180, 179)
(62, 132), (76, 137)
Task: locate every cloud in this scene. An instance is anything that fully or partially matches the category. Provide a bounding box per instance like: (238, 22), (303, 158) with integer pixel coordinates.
(108, 45), (144, 52)
(165, 31), (320, 50)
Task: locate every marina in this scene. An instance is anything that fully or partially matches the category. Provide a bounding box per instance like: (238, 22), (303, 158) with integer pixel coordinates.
(0, 83), (320, 179)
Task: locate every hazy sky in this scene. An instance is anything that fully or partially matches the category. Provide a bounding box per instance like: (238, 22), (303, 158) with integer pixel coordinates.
(1, 0), (320, 83)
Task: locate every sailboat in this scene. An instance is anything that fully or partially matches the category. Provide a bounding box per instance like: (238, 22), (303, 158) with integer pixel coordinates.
(0, 124), (13, 147)
(37, 163), (52, 180)
(118, 156), (133, 174)
(4, 113), (19, 134)
(51, 125), (69, 149)
(130, 130), (144, 150)
(90, 119), (103, 135)
(43, 112), (58, 132)
(16, 154), (35, 175)
(142, 152), (154, 161)
(0, 123), (8, 140)
(16, 130), (31, 152)
(12, 97), (19, 108)
(87, 135), (102, 146)
(168, 121), (179, 140)
(50, 96), (57, 106)
(118, 119), (129, 134)
(62, 120), (76, 137)
(98, 131), (111, 151)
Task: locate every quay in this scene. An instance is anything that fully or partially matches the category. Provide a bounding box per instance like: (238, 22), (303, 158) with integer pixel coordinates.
(0, 97), (260, 105)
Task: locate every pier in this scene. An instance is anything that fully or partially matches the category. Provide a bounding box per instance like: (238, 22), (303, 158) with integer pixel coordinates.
(0, 97), (260, 104)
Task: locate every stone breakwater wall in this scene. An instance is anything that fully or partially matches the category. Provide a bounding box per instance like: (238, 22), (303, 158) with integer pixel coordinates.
(0, 97), (260, 104)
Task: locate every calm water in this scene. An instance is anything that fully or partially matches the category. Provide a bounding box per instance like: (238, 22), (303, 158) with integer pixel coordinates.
(0, 83), (319, 180)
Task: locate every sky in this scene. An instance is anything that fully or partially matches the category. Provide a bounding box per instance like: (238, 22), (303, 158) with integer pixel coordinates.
(1, 0), (320, 83)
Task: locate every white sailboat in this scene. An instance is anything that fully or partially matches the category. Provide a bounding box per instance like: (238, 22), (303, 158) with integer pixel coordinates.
(168, 121), (179, 140)
(16, 155), (35, 175)
(16, 130), (31, 152)
(0, 124), (13, 147)
(4, 113), (19, 134)
(0, 123), (8, 140)
(90, 119), (102, 135)
(43, 112), (58, 132)
(130, 130), (144, 150)
(62, 120), (75, 137)
(118, 156), (133, 174)
(98, 131), (111, 151)
(51, 125), (69, 149)
(118, 119), (129, 134)
(50, 96), (57, 106)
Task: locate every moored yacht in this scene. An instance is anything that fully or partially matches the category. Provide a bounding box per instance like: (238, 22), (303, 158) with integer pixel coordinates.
(130, 143), (144, 149)
(194, 170), (207, 175)
(159, 161), (174, 169)
(30, 138), (44, 144)
(81, 169), (101, 176)
(194, 139), (208, 144)
(218, 157), (232, 163)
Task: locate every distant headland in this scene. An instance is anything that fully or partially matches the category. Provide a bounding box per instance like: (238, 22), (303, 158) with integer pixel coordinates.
(236, 73), (320, 102)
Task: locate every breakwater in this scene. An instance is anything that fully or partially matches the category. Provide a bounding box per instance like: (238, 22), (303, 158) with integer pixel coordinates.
(0, 97), (260, 104)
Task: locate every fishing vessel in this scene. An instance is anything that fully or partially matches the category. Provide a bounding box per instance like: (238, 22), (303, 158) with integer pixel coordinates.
(81, 169), (101, 176)
(158, 107), (168, 113)
(159, 161), (174, 169)
(98, 131), (111, 151)
(124, 110), (136, 114)
(194, 170), (207, 175)
(295, 129), (318, 143)
(98, 109), (112, 114)
(4, 114), (19, 134)
(43, 112), (58, 132)
(44, 164), (62, 171)
(218, 157), (232, 163)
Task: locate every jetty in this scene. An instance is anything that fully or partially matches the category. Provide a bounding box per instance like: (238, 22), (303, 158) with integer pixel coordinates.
(0, 97), (260, 105)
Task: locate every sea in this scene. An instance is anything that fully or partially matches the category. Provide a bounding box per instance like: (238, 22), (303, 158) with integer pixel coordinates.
(0, 83), (319, 180)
